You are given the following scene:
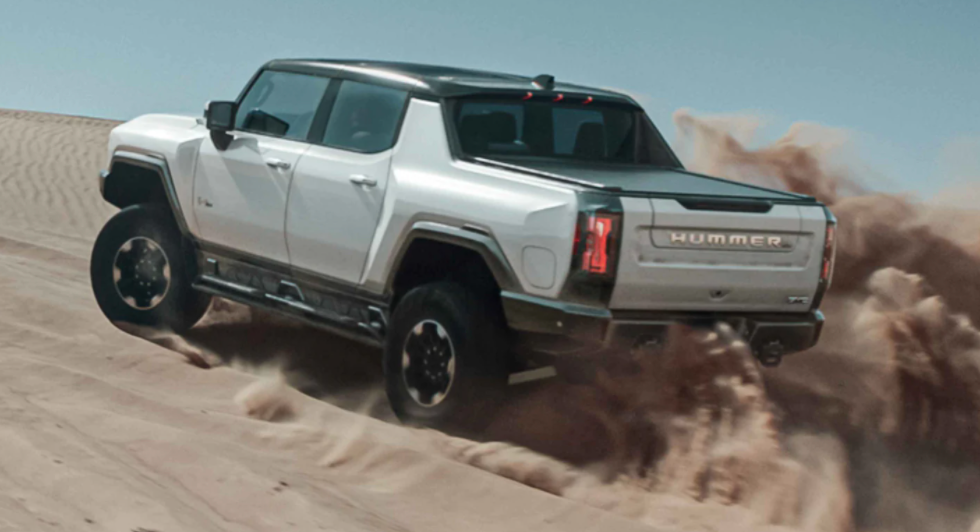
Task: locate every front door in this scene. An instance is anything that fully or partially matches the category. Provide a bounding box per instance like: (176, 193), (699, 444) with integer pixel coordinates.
(193, 69), (331, 264)
(286, 80), (410, 284)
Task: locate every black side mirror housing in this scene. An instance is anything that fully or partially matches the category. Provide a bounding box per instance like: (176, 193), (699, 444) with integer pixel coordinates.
(205, 100), (236, 132)
(204, 101), (236, 150)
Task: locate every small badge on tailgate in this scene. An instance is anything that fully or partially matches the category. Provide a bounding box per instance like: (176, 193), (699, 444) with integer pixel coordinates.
(787, 296), (811, 305)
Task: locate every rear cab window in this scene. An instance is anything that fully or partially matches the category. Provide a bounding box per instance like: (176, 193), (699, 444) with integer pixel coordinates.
(450, 96), (680, 168)
(321, 81), (409, 153)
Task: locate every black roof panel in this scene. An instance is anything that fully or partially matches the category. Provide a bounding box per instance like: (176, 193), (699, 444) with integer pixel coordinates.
(264, 59), (635, 101)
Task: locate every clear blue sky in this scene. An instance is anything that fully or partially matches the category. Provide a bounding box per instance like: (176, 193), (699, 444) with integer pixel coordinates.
(3, 0), (977, 196)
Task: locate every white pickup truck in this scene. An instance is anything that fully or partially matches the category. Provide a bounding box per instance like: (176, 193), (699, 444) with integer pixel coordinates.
(92, 59), (836, 429)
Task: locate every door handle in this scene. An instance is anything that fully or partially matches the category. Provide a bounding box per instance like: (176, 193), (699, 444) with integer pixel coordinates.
(265, 158), (291, 170)
(349, 174), (378, 188)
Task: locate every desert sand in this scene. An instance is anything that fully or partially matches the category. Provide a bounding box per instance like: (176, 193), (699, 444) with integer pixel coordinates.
(1, 108), (978, 532)
(0, 109), (657, 531)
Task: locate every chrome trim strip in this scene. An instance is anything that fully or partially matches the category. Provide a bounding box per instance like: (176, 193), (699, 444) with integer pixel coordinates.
(265, 293), (317, 313)
(461, 223), (490, 236)
(279, 280), (306, 302)
(199, 274), (259, 295)
(367, 305), (388, 330)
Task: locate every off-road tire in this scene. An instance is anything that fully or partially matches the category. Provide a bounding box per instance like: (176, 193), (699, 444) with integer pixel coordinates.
(384, 281), (510, 433)
(91, 204), (211, 333)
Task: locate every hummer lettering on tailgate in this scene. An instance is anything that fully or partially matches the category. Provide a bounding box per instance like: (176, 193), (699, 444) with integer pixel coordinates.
(669, 232), (787, 249)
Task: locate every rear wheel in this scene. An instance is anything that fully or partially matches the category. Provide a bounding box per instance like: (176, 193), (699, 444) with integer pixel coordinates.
(384, 281), (510, 432)
(91, 204), (211, 333)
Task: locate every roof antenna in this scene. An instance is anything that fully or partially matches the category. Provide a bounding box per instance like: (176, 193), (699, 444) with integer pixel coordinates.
(532, 74), (555, 91)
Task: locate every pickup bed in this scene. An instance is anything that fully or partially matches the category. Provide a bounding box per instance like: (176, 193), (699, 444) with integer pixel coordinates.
(91, 59), (836, 429)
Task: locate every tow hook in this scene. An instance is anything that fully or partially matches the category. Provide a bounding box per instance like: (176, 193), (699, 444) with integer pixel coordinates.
(758, 340), (785, 367)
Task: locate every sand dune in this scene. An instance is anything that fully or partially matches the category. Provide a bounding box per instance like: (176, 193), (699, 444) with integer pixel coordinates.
(2, 108), (979, 532)
(0, 109), (654, 531)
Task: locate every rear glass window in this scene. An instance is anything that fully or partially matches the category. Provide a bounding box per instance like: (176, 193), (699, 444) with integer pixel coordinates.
(452, 99), (679, 167)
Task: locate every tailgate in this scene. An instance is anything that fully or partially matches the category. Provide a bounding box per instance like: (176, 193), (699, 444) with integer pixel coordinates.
(610, 197), (826, 312)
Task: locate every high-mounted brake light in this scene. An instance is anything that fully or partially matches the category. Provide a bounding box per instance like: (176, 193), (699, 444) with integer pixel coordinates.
(522, 91), (533, 100)
(580, 213), (620, 275)
(553, 93), (564, 102)
(582, 96), (594, 105)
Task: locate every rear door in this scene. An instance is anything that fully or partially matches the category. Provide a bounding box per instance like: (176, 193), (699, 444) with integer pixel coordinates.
(285, 80), (410, 284)
(193, 70), (330, 264)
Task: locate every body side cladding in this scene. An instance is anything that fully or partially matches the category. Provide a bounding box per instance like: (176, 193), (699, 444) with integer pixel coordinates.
(501, 290), (611, 340)
(193, 281), (385, 348)
(384, 220), (521, 297)
(102, 148), (190, 236)
(194, 241), (389, 346)
(196, 239), (388, 307)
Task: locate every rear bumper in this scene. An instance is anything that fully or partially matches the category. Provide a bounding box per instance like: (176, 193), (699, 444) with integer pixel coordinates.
(501, 291), (824, 360)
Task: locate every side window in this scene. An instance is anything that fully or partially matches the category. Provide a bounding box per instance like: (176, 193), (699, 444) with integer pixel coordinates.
(322, 81), (409, 153)
(235, 70), (330, 141)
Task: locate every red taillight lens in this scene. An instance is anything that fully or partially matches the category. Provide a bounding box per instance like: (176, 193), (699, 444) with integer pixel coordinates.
(820, 223), (837, 283)
(810, 210), (837, 310)
(580, 213), (619, 275)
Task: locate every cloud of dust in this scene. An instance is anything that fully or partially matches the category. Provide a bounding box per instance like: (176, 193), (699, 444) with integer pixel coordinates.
(449, 111), (980, 532)
(235, 367), (299, 422)
(115, 321), (218, 369)
(460, 323), (853, 531)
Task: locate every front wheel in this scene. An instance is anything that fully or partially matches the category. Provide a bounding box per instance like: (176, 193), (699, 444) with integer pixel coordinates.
(384, 282), (511, 432)
(90, 204), (211, 333)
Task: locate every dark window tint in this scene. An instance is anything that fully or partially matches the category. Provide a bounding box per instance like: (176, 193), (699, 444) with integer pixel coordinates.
(322, 81), (409, 152)
(457, 103), (527, 154)
(453, 99), (679, 167)
(236, 70), (330, 140)
(553, 108), (604, 155)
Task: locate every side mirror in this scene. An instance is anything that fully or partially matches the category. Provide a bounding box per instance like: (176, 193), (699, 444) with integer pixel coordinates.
(204, 101), (236, 150)
(205, 100), (236, 132)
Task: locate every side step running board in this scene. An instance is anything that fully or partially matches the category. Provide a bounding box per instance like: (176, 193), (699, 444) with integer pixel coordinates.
(193, 275), (385, 348)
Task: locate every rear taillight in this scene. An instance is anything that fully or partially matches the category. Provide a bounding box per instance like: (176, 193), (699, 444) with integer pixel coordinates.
(820, 221), (837, 284)
(560, 195), (624, 306)
(577, 212), (620, 277)
(811, 210), (837, 309)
